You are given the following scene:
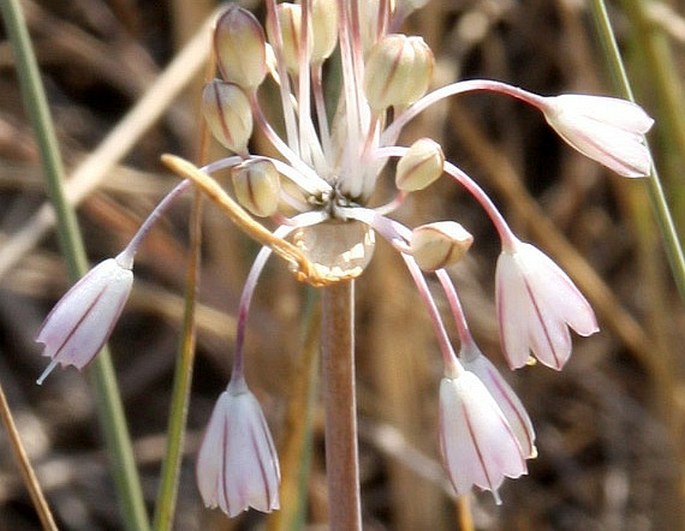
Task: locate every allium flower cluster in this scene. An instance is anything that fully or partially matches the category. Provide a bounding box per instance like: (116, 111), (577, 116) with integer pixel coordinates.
(36, 0), (653, 518)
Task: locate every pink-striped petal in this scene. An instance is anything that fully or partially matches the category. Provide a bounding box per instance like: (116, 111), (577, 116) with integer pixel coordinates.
(36, 257), (133, 384)
(439, 372), (527, 503)
(496, 240), (598, 371)
(196, 382), (280, 518)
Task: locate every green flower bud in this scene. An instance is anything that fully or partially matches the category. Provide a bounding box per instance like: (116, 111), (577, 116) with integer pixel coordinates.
(410, 222), (473, 272)
(395, 138), (444, 191)
(364, 33), (434, 110)
(214, 5), (267, 90)
(202, 80), (253, 154)
(231, 159), (281, 217)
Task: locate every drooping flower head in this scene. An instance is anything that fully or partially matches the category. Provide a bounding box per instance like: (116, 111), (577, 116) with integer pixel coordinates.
(36, 251), (134, 385)
(496, 238), (599, 371)
(196, 378), (280, 517)
(35, 179), (191, 384)
(36, 0), (654, 513)
(439, 367), (527, 504)
(539, 94), (654, 178)
(459, 342), (536, 459)
(159, 0), (646, 509)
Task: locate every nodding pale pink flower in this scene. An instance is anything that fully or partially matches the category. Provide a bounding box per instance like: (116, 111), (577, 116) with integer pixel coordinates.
(539, 94), (654, 178)
(34, 179), (190, 385)
(36, 252), (134, 385)
(196, 378), (280, 518)
(439, 370), (527, 504)
(496, 239), (599, 371)
(460, 343), (536, 459)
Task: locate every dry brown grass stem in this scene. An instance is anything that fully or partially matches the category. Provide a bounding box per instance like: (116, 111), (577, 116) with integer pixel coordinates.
(456, 495), (475, 531)
(0, 380), (57, 530)
(0, 12), (214, 279)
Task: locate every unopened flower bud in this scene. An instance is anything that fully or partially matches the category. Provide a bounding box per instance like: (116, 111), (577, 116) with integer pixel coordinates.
(214, 5), (267, 90)
(311, 0), (338, 63)
(202, 80), (253, 154)
(359, 0), (381, 54)
(231, 159), (281, 217)
(267, 3), (312, 73)
(410, 221), (473, 272)
(364, 34), (434, 110)
(395, 138), (444, 191)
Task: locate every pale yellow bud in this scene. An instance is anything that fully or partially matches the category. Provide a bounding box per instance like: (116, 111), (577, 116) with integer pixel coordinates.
(364, 34), (434, 110)
(359, 0), (381, 54)
(395, 138), (445, 191)
(202, 80), (253, 154)
(231, 159), (281, 217)
(267, 3), (312, 73)
(310, 0), (338, 63)
(359, 0), (401, 55)
(214, 6), (267, 90)
(410, 222), (473, 272)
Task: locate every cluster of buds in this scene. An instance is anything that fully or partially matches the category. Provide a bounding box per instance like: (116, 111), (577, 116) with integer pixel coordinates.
(35, 0), (654, 519)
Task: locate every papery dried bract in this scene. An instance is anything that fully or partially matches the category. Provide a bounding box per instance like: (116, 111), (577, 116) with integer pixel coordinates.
(196, 382), (281, 518)
(460, 344), (536, 459)
(541, 94), (654, 178)
(496, 240), (598, 371)
(439, 371), (527, 503)
(36, 255), (133, 384)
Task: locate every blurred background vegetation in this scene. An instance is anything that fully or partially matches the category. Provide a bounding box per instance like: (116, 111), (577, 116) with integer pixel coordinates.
(1, 0), (684, 529)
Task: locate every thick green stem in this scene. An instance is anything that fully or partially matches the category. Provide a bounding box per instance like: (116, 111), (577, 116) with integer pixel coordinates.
(321, 281), (362, 531)
(589, 0), (685, 305)
(0, 1), (149, 529)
